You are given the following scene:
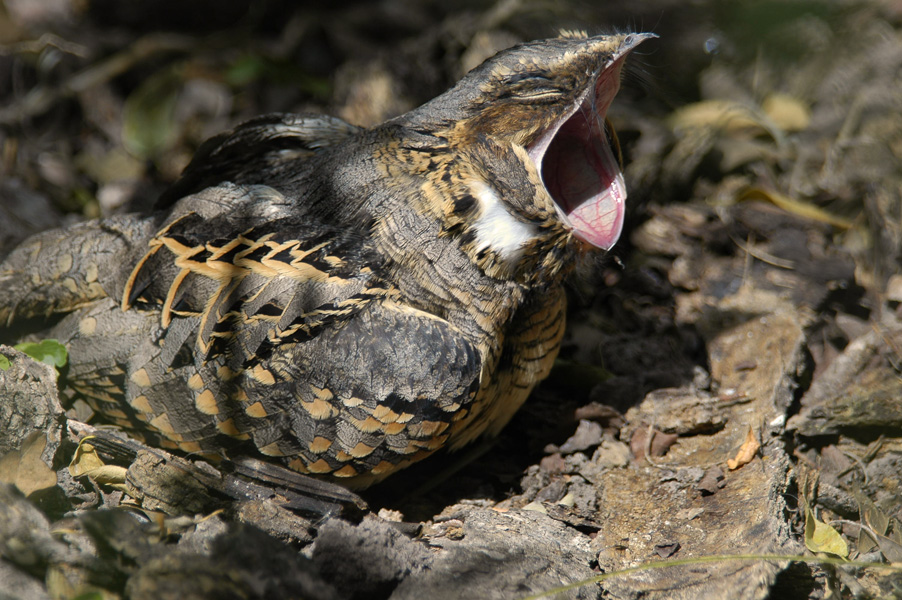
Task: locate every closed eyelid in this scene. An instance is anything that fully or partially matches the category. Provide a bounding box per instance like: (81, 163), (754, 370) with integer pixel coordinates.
(505, 72), (553, 85)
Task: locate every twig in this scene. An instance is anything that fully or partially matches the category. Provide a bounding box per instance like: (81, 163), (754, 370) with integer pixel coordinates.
(643, 421), (662, 466)
(732, 233), (796, 270)
(0, 33), (195, 125)
(828, 518), (882, 543)
(0, 32), (90, 57)
(835, 449), (870, 486)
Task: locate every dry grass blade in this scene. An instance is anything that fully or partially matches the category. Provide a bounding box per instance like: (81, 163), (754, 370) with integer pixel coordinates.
(739, 188), (854, 230)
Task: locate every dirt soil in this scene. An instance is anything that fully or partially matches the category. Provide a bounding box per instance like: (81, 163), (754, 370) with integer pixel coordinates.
(1, 1), (902, 599)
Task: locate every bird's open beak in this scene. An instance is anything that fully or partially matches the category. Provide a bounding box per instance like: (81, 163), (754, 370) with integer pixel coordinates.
(529, 34), (651, 250)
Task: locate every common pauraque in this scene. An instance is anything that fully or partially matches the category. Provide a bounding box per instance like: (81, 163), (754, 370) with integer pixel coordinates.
(0, 32), (652, 488)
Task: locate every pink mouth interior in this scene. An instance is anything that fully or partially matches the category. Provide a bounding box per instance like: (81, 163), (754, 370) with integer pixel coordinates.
(532, 60), (627, 250)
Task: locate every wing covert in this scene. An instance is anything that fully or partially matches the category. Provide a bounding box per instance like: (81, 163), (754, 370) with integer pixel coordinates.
(157, 113), (362, 207)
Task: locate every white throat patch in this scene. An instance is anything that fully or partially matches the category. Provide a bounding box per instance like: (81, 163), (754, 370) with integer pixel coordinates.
(469, 180), (537, 263)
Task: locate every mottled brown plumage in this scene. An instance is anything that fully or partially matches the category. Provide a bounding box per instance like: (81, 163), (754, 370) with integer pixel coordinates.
(0, 32), (650, 488)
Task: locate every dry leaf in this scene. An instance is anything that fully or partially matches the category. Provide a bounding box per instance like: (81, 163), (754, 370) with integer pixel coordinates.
(873, 531), (902, 563)
(862, 496), (891, 536)
(630, 425), (678, 460)
(669, 99), (766, 136)
(855, 492), (902, 562)
(68, 438), (106, 477)
(855, 489), (887, 554)
(86, 464), (130, 486)
(0, 431), (58, 496)
(0, 450), (16, 486)
(522, 501), (548, 514)
(761, 93), (810, 132)
(654, 541), (681, 558)
(697, 466), (726, 496)
(726, 428), (760, 470)
(68, 438), (128, 488)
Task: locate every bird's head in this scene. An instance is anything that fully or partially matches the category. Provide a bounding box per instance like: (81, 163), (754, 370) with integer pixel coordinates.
(402, 32), (654, 264)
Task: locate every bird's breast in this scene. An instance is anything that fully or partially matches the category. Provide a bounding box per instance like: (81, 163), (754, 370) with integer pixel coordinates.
(448, 285), (567, 449)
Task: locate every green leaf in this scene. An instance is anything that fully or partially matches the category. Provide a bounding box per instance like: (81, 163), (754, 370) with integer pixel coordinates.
(122, 65), (184, 159)
(225, 54), (268, 87)
(0, 354), (9, 371)
(804, 503), (849, 558)
(14, 339), (68, 370)
(225, 53), (331, 98)
(71, 593), (106, 600)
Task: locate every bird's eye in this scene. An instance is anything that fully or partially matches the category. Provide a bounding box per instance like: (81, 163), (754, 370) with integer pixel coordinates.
(506, 72), (553, 85)
(502, 72), (562, 101)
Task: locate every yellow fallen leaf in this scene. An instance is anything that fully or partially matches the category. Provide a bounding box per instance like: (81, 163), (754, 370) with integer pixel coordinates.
(68, 437), (128, 488)
(727, 428), (760, 470)
(522, 501), (548, 514)
(669, 100), (766, 136)
(804, 503), (849, 558)
(68, 438), (105, 477)
(671, 95), (810, 139)
(86, 464), (129, 486)
(761, 93), (810, 132)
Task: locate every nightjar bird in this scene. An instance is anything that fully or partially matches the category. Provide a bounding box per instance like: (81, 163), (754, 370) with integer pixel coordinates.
(0, 31), (652, 488)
